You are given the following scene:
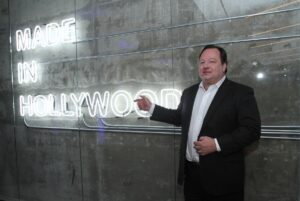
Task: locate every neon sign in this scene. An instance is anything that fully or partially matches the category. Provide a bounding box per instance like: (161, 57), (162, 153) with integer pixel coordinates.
(16, 18), (182, 124)
(18, 60), (38, 84)
(19, 89), (182, 118)
(16, 18), (75, 51)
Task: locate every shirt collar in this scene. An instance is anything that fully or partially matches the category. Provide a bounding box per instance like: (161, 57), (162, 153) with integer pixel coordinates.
(199, 76), (226, 90)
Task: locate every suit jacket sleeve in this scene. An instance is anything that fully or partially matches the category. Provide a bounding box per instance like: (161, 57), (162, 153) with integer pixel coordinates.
(150, 89), (187, 127)
(217, 86), (261, 155)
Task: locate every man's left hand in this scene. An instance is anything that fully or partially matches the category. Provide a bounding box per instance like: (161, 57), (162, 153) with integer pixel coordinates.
(194, 136), (217, 156)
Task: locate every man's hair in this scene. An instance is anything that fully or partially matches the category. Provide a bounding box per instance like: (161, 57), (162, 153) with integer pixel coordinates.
(198, 44), (228, 65)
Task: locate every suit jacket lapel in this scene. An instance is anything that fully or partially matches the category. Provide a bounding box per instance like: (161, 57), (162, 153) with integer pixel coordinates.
(201, 79), (231, 129)
(185, 84), (199, 127)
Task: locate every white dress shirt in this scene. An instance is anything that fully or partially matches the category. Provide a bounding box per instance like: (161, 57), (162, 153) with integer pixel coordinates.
(186, 76), (225, 162)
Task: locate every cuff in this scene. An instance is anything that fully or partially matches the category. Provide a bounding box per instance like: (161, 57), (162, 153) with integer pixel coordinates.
(148, 103), (155, 115)
(214, 138), (221, 152)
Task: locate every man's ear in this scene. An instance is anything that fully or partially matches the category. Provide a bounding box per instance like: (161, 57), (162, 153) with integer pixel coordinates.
(222, 64), (227, 73)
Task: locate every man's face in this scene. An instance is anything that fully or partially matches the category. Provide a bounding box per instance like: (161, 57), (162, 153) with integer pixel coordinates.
(198, 48), (227, 87)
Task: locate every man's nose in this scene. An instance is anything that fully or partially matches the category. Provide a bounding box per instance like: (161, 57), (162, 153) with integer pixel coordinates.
(202, 62), (210, 68)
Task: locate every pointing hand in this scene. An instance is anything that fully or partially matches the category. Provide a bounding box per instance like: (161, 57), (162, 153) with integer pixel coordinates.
(134, 96), (152, 111)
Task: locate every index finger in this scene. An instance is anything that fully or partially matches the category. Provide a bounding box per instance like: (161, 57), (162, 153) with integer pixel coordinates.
(134, 95), (146, 102)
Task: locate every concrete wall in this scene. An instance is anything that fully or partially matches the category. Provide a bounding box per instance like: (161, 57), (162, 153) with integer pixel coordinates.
(0, 0), (19, 200)
(0, 0), (300, 201)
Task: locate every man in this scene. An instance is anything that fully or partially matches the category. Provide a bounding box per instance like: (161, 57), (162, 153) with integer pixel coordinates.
(135, 45), (261, 201)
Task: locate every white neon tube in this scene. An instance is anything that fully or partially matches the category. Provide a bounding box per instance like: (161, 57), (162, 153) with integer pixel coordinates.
(110, 90), (133, 117)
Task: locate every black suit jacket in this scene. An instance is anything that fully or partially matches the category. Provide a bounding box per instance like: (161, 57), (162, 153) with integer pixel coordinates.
(151, 78), (261, 195)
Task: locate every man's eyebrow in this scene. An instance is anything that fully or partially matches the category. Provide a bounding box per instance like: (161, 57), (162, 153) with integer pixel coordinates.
(199, 58), (217, 60)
